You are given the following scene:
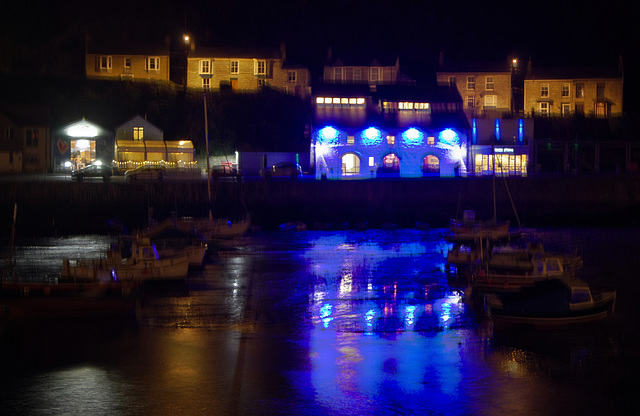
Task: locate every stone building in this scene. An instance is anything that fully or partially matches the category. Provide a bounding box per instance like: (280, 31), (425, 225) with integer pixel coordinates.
(0, 105), (51, 174)
(85, 43), (171, 83)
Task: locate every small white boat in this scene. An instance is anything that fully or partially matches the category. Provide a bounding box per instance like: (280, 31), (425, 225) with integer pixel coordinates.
(485, 277), (616, 329)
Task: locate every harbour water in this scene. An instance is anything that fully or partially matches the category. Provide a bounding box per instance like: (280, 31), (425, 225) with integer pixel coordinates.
(1, 228), (639, 415)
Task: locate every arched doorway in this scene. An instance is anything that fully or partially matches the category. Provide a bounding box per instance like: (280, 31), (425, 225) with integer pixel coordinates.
(342, 153), (360, 176)
(379, 153), (400, 175)
(422, 155), (440, 175)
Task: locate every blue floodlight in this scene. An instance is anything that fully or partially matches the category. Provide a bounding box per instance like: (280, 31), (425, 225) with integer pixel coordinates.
(402, 128), (423, 146)
(495, 119), (500, 141)
(319, 126), (339, 145)
(361, 127), (382, 146)
(518, 119), (524, 143)
(438, 129), (459, 146)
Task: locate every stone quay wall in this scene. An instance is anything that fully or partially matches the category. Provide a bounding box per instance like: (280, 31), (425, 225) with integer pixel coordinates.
(1, 175), (639, 236)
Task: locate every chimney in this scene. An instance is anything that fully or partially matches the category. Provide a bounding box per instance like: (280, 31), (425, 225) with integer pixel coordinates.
(280, 41), (287, 61)
(327, 47), (333, 63)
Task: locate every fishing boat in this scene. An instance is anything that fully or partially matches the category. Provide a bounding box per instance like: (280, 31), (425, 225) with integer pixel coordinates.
(485, 277), (616, 329)
(62, 237), (190, 282)
(447, 210), (511, 243)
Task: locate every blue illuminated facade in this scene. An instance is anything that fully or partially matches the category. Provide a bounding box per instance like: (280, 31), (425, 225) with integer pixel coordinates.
(312, 84), (470, 179)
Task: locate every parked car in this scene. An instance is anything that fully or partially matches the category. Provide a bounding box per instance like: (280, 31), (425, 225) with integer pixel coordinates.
(71, 163), (112, 182)
(261, 162), (302, 179)
(211, 165), (243, 178)
(124, 165), (165, 182)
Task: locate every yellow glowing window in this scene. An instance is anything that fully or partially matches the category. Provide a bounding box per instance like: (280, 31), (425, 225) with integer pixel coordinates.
(133, 127), (144, 141)
(369, 157), (375, 167)
(341, 98), (349, 104)
(333, 98), (340, 104)
(349, 98), (357, 105)
(387, 135), (395, 145)
(316, 97), (324, 104)
(356, 98), (365, 105)
(427, 136), (435, 145)
(347, 135), (355, 145)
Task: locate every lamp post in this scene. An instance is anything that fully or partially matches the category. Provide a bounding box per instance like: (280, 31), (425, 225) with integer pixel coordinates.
(183, 34), (190, 90)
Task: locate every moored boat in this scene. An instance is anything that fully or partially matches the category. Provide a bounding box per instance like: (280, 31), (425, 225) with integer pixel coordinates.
(485, 277), (616, 329)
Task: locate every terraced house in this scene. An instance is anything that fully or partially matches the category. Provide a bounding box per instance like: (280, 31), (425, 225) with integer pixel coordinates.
(186, 43), (310, 99)
(85, 43), (171, 82)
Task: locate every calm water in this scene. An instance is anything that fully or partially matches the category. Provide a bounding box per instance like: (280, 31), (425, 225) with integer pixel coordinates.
(1, 228), (639, 415)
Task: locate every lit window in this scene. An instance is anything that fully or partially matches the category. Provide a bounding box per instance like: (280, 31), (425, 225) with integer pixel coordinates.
(539, 102), (549, 115)
(387, 135), (395, 145)
(356, 98), (365, 105)
(485, 76), (494, 90)
(427, 136), (435, 145)
(341, 98), (348, 104)
(347, 135), (355, 145)
(562, 83), (570, 97)
(467, 76), (475, 90)
(332, 97), (340, 104)
(288, 70), (297, 83)
(200, 60), (211, 74)
(484, 95), (497, 108)
(369, 157), (375, 167)
(230, 60), (239, 74)
(541, 84), (549, 97)
(146, 57), (160, 71)
(349, 98), (357, 105)
(133, 127), (144, 141)
(316, 97), (324, 104)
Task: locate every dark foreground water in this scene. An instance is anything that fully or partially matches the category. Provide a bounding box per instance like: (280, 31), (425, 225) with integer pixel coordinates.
(1, 228), (639, 415)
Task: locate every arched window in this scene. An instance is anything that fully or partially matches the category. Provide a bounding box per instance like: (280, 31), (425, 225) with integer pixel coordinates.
(422, 155), (439, 174)
(380, 153), (400, 173)
(342, 153), (360, 175)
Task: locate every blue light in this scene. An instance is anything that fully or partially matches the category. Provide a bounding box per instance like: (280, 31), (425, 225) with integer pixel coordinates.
(319, 126), (339, 145)
(495, 119), (500, 141)
(518, 119), (524, 143)
(361, 127), (382, 146)
(438, 129), (459, 146)
(472, 119), (477, 144)
(402, 128), (423, 146)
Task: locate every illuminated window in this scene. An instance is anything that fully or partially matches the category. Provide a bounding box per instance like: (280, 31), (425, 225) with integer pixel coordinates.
(200, 60), (211, 74)
(342, 153), (360, 175)
(467, 76), (475, 90)
(124, 57), (131, 70)
(538, 102), (549, 115)
(288, 70), (297, 83)
(382, 154), (400, 172)
(341, 98), (349, 104)
(541, 84), (549, 97)
(347, 135), (355, 145)
(485, 76), (494, 90)
(387, 135), (395, 145)
(576, 83), (584, 99)
(427, 136), (435, 145)
(369, 156), (375, 167)
(146, 57), (160, 71)
(133, 127), (144, 141)
(484, 95), (497, 108)
(349, 98), (357, 105)
(371, 67), (380, 83)
(356, 98), (365, 105)
(399, 102), (414, 110)
(98, 56), (112, 70)
(255, 60), (266, 75)
(562, 83), (570, 97)
(230, 60), (239, 74)
(316, 97), (324, 104)
(423, 155), (439, 173)
(202, 78), (210, 91)
(332, 97), (340, 104)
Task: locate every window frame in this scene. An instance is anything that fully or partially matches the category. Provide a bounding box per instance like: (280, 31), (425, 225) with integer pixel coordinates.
(146, 57), (160, 72)
(485, 76), (494, 90)
(99, 55), (112, 71)
(199, 60), (211, 74)
(202, 78), (210, 91)
(541, 83), (549, 97)
(287, 70), (297, 83)
(538, 102), (549, 115)
(230, 60), (239, 74)
(370, 67), (381, 83)
(466, 76), (475, 90)
(562, 83), (570, 97)
(484, 95), (497, 108)
(255, 59), (266, 75)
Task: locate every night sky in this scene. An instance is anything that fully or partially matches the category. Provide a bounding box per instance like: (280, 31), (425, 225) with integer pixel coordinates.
(3, 0), (639, 109)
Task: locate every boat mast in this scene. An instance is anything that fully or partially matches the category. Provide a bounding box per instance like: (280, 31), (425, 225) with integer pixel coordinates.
(204, 93), (213, 220)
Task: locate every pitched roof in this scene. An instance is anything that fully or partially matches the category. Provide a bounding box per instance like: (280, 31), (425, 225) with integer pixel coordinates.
(190, 46), (283, 60)
(526, 67), (623, 80)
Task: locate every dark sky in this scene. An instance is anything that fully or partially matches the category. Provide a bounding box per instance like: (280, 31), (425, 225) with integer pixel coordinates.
(3, 0), (639, 102)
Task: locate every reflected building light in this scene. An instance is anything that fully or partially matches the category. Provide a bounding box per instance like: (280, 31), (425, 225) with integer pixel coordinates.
(365, 309), (375, 332)
(405, 305), (416, 328)
(320, 303), (333, 328)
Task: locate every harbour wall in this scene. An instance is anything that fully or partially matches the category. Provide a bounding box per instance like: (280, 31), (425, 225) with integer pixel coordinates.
(1, 175), (639, 236)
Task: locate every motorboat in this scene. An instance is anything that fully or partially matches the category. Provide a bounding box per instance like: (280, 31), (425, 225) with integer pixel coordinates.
(447, 210), (511, 243)
(146, 213), (251, 242)
(485, 277), (616, 329)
